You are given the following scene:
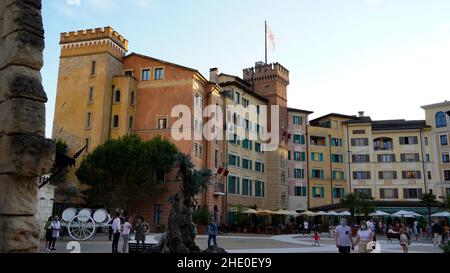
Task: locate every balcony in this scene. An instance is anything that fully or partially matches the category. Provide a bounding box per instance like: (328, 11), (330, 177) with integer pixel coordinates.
(374, 137), (393, 151)
(214, 183), (225, 196)
(310, 136), (327, 146)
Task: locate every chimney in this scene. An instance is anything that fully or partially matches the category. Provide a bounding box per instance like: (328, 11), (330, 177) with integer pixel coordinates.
(209, 68), (218, 83)
(358, 111), (365, 117)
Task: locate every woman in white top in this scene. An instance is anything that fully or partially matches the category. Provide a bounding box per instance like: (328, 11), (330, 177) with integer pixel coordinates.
(353, 221), (374, 253)
(121, 217), (132, 253)
(50, 216), (61, 251)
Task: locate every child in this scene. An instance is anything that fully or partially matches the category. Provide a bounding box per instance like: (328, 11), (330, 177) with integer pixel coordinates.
(313, 231), (320, 246)
(399, 227), (410, 254)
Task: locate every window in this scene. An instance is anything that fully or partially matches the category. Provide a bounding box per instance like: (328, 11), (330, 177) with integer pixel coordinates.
(424, 137), (429, 145)
(84, 138), (90, 154)
(399, 136), (418, 145)
(130, 92), (135, 106)
(352, 154), (370, 163)
(332, 154), (344, 163)
(442, 153), (450, 164)
(312, 187), (325, 198)
(242, 179), (252, 196)
(86, 112), (92, 128)
(255, 181), (265, 197)
(88, 87), (94, 103)
(311, 152), (324, 162)
(228, 154), (240, 167)
(295, 186), (307, 197)
(91, 61), (96, 76)
(235, 92), (240, 104)
(229, 134), (240, 145)
(353, 171), (371, 180)
(242, 98), (250, 108)
(435, 112), (447, 128)
(354, 188), (372, 198)
(426, 154), (430, 162)
(333, 188), (345, 199)
(214, 149), (218, 168)
(400, 153), (420, 162)
(294, 169), (305, 179)
(124, 70), (134, 77)
(244, 119), (251, 130)
(312, 169), (325, 179)
(353, 130), (366, 134)
(242, 139), (252, 150)
(293, 134), (305, 144)
(112, 115), (119, 128)
(378, 154), (396, 162)
(311, 136), (326, 146)
(114, 90), (121, 103)
(255, 162), (265, 173)
(194, 93), (203, 108)
(378, 171), (397, 180)
(444, 170), (450, 181)
(154, 67), (164, 80)
(242, 158), (252, 170)
(446, 188), (450, 196)
(153, 205), (163, 225)
(428, 171), (432, 180)
(157, 116), (167, 129)
(380, 189), (399, 199)
(141, 69), (150, 81)
(293, 116), (303, 125)
(374, 137), (394, 151)
(403, 188), (423, 199)
(228, 176), (239, 194)
(332, 171), (345, 180)
(402, 171), (421, 179)
(281, 192), (287, 205)
(351, 138), (369, 146)
(294, 151), (306, 161)
(441, 135), (449, 146)
(128, 116), (133, 130)
(255, 142), (262, 153)
(331, 138), (343, 147)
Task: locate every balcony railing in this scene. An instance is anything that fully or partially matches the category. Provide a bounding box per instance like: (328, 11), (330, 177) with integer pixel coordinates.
(214, 183), (225, 195)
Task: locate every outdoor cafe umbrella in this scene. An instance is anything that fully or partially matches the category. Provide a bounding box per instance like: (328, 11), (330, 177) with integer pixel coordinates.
(243, 209), (258, 214)
(339, 211), (351, 216)
(392, 210), (421, 218)
(300, 211), (316, 216)
(431, 211), (450, 217)
(369, 210), (391, 217)
(273, 209), (300, 216)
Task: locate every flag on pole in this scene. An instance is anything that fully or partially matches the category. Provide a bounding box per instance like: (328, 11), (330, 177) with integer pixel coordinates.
(266, 23), (275, 52)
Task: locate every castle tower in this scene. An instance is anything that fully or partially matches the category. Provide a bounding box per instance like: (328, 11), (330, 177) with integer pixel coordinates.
(243, 62), (290, 210)
(52, 27), (129, 201)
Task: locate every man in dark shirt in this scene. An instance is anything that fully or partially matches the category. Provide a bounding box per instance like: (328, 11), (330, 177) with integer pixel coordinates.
(432, 220), (443, 246)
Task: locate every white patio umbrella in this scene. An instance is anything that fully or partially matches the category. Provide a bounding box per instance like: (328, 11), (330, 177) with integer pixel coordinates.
(316, 211), (328, 216)
(392, 210), (421, 218)
(327, 211), (340, 216)
(300, 211), (316, 216)
(339, 211), (351, 216)
(369, 210), (391, 217)
(273, 209), (299, 216)
(431, 211), (450, 217)
(243, 209), (257, 214)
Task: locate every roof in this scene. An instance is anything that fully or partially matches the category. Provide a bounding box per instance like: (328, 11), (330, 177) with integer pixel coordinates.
(287, 107), (314, 115)
(124, 52), (209, 83)
(343, 116), (373, 125)
(421, 100), (450, 110)
(371, 120), (429, 131)
(309, 113), (356, 124)
(218, 77), (269, 102)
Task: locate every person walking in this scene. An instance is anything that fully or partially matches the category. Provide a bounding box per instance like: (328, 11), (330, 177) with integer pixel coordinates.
(134, 216), (149, 251)
(413, 221), (419, 241)
(443, 223), (449, 243)
(303, 220), (309, 236)
(50, 216), (61, 251)
(335, 219), (353, 253)
(111, 212), (121, 253)
(121, 217), (131, 253)
(208, 219), (218, 248)
(432, 220), (443, 246)
(313, 231), (320, 246)
(353, 221), (374, 253)
(44, 216), (53, 251)
(399, 226), (411, 253)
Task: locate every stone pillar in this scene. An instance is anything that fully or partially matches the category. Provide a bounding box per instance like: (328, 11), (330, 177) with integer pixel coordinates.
(0, 0), (54, 253)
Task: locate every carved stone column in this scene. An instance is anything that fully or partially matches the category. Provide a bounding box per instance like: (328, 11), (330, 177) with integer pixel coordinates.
(0, 0), (54, 253)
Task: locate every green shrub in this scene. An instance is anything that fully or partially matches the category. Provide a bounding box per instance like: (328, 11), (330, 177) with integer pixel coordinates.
(193, 206), (210, 225)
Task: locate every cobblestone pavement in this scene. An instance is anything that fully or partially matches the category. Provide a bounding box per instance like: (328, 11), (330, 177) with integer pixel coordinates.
(40, 233), (444, 253)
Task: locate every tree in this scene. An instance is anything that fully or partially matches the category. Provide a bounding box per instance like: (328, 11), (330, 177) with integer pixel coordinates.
(340, 192), (374, 225)
(161, 154), (213, 253)
(76, 134), (178, 211)
(421, 193), (437, 225)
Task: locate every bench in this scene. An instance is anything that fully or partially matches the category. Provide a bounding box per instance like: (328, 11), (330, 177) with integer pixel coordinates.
(128, 242), (157, 253)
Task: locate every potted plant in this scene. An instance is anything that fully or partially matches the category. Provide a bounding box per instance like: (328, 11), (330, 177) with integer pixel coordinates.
(193, 206), (210, 234)
(233, 204), (245, 233)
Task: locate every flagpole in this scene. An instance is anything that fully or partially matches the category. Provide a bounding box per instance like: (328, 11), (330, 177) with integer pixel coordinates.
(265, 20), (267, 64)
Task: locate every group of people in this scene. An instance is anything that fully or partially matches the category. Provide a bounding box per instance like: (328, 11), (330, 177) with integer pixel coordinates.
(44, 216), (61, 251)
(110, 211), (149, 253)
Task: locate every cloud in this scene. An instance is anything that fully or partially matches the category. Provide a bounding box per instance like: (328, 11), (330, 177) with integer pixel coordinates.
(66, 0), (81, 6)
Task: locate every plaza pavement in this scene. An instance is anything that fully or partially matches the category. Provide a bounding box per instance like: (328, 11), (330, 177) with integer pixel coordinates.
(40, 233), (444, 253)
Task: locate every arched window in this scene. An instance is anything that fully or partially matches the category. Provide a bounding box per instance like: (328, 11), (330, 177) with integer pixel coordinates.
(128, 116), (133, 130)
(435, 112), (447, 128)
(113, 115), (119, 128)
(130, 91), (135, 106)
(114, 90), (121, 103)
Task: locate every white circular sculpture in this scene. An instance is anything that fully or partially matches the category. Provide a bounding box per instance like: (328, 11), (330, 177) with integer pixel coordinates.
(68, 215), (96, 241)
(61, 208), (111, 241)
(93, 209), (108, 224)
(62, 208), (77, 222)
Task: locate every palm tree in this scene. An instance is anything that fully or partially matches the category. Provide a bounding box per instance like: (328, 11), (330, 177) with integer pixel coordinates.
(340, 193), (360, 226)
(421, 193), (437, 225)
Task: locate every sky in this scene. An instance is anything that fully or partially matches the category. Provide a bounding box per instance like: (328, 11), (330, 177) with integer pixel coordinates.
(42, 0), (450, 138)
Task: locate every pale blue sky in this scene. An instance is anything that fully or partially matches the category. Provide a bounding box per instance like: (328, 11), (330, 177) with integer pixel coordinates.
(42, 0), (450, 137)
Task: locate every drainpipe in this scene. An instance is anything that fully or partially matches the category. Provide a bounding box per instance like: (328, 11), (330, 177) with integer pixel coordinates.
(107, 85), (115, 140)
(419, 129), (427, 193)
(346, 125), (352, 193)
(329, 134), (334, 205)
(306, 126), (311, 210)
